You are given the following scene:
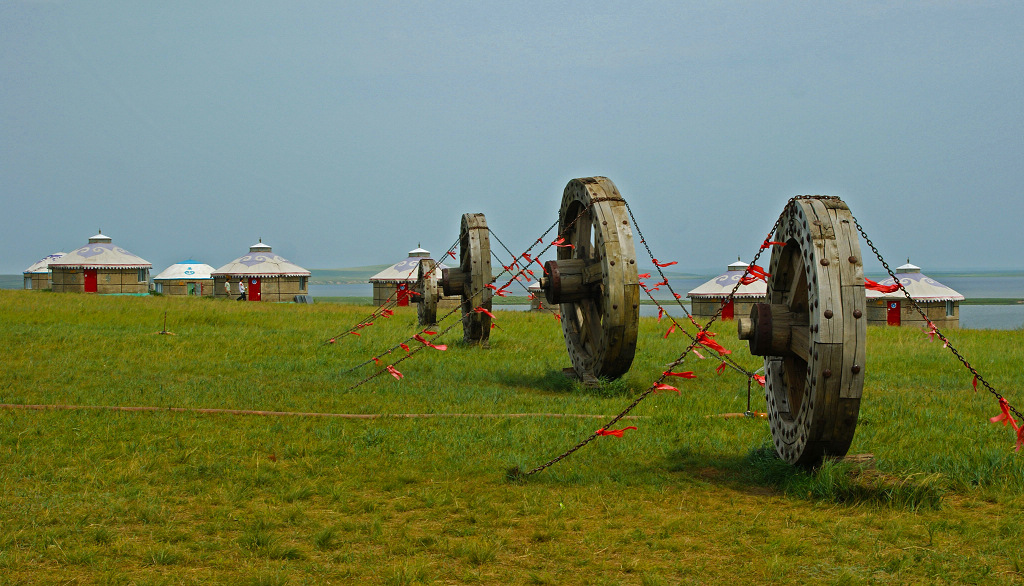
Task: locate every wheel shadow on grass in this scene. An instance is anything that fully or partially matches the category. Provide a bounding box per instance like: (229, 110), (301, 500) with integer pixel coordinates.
(664, 442), (945, 510)
(487, 369), (639, 398)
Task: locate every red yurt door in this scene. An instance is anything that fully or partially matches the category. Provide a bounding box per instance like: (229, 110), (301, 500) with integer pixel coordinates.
(721, 299), (734, 320)
(84, 269), (98, 293)
(887, 301), (901, 326)
(396, 283), (410, 306)
(248, 278), (261, 301)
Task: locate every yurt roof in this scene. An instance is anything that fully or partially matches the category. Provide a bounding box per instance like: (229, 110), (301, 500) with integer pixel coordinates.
(49, 233), (151, 269)
(153, 260), (216, 281)
(369, 248), (449, 283)
(212, 241), (310, 277)
(24, 252), (67, 274)
(865, 264), (963, 301)
(687, 261), (767, 299)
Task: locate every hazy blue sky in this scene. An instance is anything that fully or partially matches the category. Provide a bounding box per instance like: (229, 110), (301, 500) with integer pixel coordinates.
(3, 1), (1022, 275)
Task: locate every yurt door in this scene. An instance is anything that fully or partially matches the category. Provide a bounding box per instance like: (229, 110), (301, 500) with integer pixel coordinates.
(887, 301), (901, 326)
(721, 299), (734, 320)
(84, 269), (98, 293)
(248, 278), (261, 301)
(187, 282), (196, 296)
(396, 283), (410, 306)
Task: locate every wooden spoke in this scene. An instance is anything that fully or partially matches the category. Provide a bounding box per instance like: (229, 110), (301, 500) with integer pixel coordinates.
(416, 258), (439, 326)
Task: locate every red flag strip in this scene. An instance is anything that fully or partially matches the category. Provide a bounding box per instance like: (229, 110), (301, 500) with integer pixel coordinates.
(674, 293), (682, 300)
(657, 308), (664, 322)
(596, 426), (637, 437)
(400, 343), (410, 352)
(358, 322), (372, 328)
(865, 278), (900, 293)
(655, 278), (668, 287)
(663, 371), (697, 379)
(486, 284), (509, 297)
(423, 330), (437, 335)
(753, 374), (766, 387)
(990, 397), (1019, 429)
(748, 264), (770, 280)
(386, 365), (404, 380)
(553, 313), (562, 321)
(761, 240), (786, 249)
(653, 259), (677, 268)
(447, 251), (457, 259)
(413, 335), (447, 351)
(552, 237), (574, 248)
(716, 362), (727, 374)
(528, 294), (536, 301)
(653, 383), (680, 394)
(1017, 426), (1024, 452)
(372, 357), (380, 365)
(327, 338), (336, 344)
(664, 324), (676, 338)
(739, 275), (765, 286)
(474, 306), (497, 320)
(350, 331), (361, 336)
(637, 273), (651, 279)
(696, 331), (731, 355)
(972, 375), (979, 392)
(692, 348), (705, 360)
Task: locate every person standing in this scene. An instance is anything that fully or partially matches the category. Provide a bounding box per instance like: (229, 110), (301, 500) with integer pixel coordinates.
(224, 279), (232, 298)
(237, 279), (247, 301)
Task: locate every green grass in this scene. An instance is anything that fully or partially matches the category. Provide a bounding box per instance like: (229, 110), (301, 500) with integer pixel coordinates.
(1, 290), (1023, 583)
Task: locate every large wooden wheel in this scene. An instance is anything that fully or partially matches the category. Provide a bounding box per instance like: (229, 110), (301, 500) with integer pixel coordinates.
(440, 213), (493, 347)
(415, 257), (440, 326)
(540, 177), (639, 382)
(737, 197), (866, 466)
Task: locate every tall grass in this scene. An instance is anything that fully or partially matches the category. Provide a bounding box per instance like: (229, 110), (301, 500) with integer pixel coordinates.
(1, 290), (1022, 583)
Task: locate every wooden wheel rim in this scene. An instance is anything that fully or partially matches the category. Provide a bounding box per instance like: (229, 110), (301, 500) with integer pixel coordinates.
(460, 213), (492, 345)
(558, 177), (639, 380)
(764, 197), (866, 466)
(416, 258), (439, 326)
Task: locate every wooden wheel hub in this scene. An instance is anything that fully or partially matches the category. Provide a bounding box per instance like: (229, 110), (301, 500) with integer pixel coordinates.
(440, 213), (492, 347)
(738, 197), (866, 467)
(539, 177), (639, 381)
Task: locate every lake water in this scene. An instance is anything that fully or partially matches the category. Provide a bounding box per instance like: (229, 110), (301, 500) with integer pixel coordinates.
(308, 278), (1024, 330)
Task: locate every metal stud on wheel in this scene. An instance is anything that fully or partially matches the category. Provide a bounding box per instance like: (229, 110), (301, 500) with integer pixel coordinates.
(440, 213), (493, 347)
(737, 197), (866, 466)
(540, 177), (639, 382)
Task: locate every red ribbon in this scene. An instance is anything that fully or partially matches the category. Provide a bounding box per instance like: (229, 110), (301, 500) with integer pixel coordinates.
(972, 375), (978, 392)
(372, 357), (380, 365)
(865, 278), (900, 293)
(664, 324), (676, 339)
(696, 331), (731, 355)
(657, 308), (664, 322)
(552, 237), (574, 248)
(413, 335), (447, 351)
(662, 371), (696, 379)
(327, 338), (336, 344)
(990, 397), (1019, 429)
(653, 383), (680, 394)
(637, 273), (651, 279)
(350, 331), (361, 336)
(358, 322), (372, 328)
(475, 306), (497, 320)
(716, 362), (727, 374)
(674, 293), (682, 300)
(486, 284), (509, 297)
(692, 348), (705, 360)
(652, 259), (677, 268)
(654, 278), (668, 287)
(596, 426), (637, 437)
(447, 251), (456, 259)
(739, 275), (764, 285)
(553, 313), (562, 321)
(386, 365), (403, 380)
(761, 240), (786, 249)
(381, 309), (394, 317)
(753, 374), (766, 387)
(1018, 426), (1024, 452)
(423, 330), (437, 335)
(400, 343), (410, 352)
(748, 264), (770, 280)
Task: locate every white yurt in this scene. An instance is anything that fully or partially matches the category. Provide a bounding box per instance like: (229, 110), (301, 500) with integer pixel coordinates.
(212, 240), (311, 302)
(687, 260), (767, 320)
(866, 262), (964, 328)
(153, 260), (216, 296)
(49, 233), (152, 294)
(369, 246), (448, 306)
(23, 252), (66, 290)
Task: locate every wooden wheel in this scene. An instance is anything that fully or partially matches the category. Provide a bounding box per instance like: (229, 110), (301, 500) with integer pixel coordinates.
(415, 257), (440, 326)
(737, 197), (866, 466)
(540, 177), (639, 382)
(440, 213), (493, 347)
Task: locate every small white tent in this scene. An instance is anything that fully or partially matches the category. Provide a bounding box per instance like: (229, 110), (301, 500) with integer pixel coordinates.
(153, 260), (216, 296)
(23, 252), (66, 290)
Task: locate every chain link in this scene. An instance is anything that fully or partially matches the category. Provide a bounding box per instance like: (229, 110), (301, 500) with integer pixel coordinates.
(851, 214), (1022, 422)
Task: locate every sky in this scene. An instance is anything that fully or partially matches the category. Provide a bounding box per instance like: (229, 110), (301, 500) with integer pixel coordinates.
(3, 1), (1023, 275)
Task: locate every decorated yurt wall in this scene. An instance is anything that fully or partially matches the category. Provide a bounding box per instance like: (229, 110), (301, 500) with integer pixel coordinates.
(865, 263), (963, 328)
(687, 260), (767, 320)
(49, 233), (151, 294)
(370, 247), (448, 307)
(212, 241), (310, 302)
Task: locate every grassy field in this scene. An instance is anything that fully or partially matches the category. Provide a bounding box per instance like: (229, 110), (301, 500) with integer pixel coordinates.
(1, 290), (1023, 584)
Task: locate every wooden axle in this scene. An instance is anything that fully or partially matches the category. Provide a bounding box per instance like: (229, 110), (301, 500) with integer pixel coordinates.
(540, 259), (603, 305)
(737, 303), (809, 362)
(440, 267), (467, 297)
